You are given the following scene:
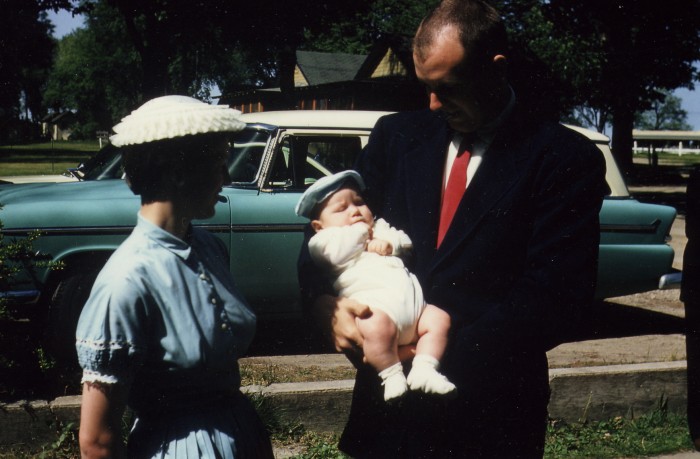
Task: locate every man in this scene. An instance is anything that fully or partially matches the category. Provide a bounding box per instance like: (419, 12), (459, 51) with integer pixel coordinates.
(299, 0), (608, 456)
(684, 165), (700, 449)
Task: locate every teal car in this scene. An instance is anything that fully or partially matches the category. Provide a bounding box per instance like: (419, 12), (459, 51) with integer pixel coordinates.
(0, 111), (678, 352)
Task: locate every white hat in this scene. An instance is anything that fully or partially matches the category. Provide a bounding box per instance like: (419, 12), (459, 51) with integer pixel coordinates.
(110, 95), (245, 147)
(295, 170), (365, 219)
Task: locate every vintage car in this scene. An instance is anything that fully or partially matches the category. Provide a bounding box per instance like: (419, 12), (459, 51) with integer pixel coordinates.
(0, 110), (678, 354)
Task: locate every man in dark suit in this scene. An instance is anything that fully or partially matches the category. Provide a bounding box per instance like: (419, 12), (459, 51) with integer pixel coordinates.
(299, 0), (608, 457)
(684, 165), (700, 449)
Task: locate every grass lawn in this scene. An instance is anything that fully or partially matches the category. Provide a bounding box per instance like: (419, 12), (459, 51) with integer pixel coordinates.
(0, 141), (99, 177)
(635, 150), (700, 166)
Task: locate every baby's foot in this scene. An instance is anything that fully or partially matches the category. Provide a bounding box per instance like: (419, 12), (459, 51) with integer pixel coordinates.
(407, 355), (457, 396)
(378, 362), (408, 401)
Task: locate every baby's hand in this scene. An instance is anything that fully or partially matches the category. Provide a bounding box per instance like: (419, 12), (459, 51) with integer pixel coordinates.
(367, 238), (393, 256)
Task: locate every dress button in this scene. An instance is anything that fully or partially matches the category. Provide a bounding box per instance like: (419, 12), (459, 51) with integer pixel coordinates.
(221, 323), (228, 331)
(211, 297), (217, 305)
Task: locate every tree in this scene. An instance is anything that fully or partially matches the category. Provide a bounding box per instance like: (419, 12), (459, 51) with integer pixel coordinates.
(70, 0), (375, 107)
(501, 0), (700, 174)
(43, 1), (141, 136)
(303, 0), (439, 54)
(0, 0), (60, 142)
(635, 90), (693, 131)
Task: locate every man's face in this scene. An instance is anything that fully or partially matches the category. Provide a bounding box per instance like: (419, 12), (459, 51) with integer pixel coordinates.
(413, 26), (501, 133)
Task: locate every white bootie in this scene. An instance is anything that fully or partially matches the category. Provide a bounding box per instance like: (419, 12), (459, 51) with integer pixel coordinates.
(378, 362), (408, 401)
(407, 354), (457, 396)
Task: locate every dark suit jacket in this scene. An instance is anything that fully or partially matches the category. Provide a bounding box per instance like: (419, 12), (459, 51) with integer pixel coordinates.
(298, 107), (608, 456)
(683, 165), (700, 442)
(358, 108), (607, 357)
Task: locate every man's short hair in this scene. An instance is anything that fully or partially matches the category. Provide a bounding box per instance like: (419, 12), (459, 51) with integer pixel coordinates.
(414, 0), (509, 70)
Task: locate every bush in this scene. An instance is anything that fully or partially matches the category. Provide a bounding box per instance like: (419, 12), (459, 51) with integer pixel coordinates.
(67, 121), (103, 141)
(0, 207), (68, 401)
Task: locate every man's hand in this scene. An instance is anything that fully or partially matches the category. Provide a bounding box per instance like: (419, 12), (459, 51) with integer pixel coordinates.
(367, 238), (393, 256)
(313, 294), (371, 353)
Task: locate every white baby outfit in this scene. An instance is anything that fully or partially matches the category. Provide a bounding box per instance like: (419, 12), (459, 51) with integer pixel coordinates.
(309, 218), (424, 346)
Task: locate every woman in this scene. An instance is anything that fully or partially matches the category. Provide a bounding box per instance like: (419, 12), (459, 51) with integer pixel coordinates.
(76, 95), (273, 458)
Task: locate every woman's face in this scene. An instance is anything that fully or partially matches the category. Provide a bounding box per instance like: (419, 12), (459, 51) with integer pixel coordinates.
(179, 138), (230, 220)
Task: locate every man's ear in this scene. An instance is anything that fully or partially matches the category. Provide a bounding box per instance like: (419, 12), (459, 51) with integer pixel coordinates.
(311, 220), (323, 232)
(492, 54), (508, 78)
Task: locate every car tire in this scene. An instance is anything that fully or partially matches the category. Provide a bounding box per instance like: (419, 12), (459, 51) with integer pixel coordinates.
(47, 266), (100, 366)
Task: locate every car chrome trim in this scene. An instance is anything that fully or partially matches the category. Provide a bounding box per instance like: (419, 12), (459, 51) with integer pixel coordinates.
(0, 226), (135, 237)
(0, 289), (41, 301)
(659, 271), (682, 290)
(231, 224), (306, 232)
(1, 223), (306, 237)
(600, 219), (661, 234)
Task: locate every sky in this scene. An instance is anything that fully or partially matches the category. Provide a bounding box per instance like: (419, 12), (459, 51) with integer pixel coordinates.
(47, 10), (700, 130)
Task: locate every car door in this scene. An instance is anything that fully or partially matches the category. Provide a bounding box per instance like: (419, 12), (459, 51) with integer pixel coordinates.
(228, 128), (370, 320)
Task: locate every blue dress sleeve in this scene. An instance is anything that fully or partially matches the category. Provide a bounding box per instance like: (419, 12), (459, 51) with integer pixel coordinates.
(75, 273), (150, 385)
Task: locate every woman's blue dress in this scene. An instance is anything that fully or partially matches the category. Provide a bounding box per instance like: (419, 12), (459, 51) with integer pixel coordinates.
(76, 214), (272, 458)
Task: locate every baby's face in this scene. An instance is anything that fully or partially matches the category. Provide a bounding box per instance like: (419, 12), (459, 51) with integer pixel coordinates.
(314, 187), (374, 231)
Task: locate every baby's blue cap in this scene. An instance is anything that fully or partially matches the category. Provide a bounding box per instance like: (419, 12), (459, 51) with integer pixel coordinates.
(295, 170), (366, 219)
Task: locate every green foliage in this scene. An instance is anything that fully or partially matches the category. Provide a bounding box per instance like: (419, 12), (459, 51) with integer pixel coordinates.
(43, 2), (141, 132)
(545, 404), (694, 458)
(502, 0), (700, 170)
(0, 206), (66, 401)
(636, 91), (694, 131)
(302, 0), (439, 54)
(0, 1), (56, 126)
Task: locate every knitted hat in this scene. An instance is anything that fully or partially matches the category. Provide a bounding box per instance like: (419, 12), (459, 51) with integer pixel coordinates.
(295, 170), (365, 219)
(110, 95), (245, 147)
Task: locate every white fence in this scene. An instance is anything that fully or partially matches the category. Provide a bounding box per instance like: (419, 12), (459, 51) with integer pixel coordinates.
(633, 141), (700, 156)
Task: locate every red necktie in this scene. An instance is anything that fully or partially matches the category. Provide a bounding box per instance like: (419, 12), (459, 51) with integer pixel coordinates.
(437, 142), (471, 247)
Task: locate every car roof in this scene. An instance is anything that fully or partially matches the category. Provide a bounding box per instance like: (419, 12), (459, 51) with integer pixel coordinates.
(239, 111), (611, 143)
(563, 124), (610, 144)
(239, 110), (393, 130)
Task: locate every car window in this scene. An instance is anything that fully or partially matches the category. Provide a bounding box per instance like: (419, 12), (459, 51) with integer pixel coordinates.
(266, 135), (363, 190)
(227, 129), (271, 184)
(80, 144), (124, 180)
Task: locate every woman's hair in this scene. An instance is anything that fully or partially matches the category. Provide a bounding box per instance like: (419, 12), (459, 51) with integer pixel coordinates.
(122, 132), (229, 203)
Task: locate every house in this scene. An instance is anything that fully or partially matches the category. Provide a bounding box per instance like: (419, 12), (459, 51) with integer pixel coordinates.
(220, 39), (427, 113)
(41, 112), (76, 141)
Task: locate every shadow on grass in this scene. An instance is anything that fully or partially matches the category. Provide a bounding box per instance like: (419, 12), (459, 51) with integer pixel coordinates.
(571, 300), (685, 343)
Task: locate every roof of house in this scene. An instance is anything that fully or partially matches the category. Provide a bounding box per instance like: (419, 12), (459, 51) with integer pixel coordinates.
(295, 50), (367, 86)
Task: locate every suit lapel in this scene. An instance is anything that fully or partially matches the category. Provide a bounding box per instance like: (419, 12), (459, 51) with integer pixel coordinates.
(430, 126), (528, 272)
(403, 119), (452, 265)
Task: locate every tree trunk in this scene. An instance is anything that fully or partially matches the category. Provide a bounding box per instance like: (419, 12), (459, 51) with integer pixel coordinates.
(611, 106), (634, 177)
(278, 45), (297, 110)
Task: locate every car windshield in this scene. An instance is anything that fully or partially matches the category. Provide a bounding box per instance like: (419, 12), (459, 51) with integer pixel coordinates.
(79, 143), (124, 180)
(70, 128), (272, 183)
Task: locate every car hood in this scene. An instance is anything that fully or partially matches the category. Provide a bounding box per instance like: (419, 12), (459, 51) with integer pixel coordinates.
(0, 180), (137, 230)
(0, 180), (130, 204)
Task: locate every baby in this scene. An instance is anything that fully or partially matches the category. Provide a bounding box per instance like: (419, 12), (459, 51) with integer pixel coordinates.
(296, 170), (456, 401)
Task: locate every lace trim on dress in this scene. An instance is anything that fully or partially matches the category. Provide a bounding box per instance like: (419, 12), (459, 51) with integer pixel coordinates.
(81, 369), (119, 385)
(75, 338), (145, 353)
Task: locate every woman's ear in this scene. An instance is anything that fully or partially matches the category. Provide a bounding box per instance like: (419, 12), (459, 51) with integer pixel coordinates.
(311, 220), (323, 232)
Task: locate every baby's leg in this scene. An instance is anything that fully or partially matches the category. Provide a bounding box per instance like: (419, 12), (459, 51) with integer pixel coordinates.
(407, 304), (456, 396)
(414, 304), (451, 360)
(356, 309), (407, 401)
